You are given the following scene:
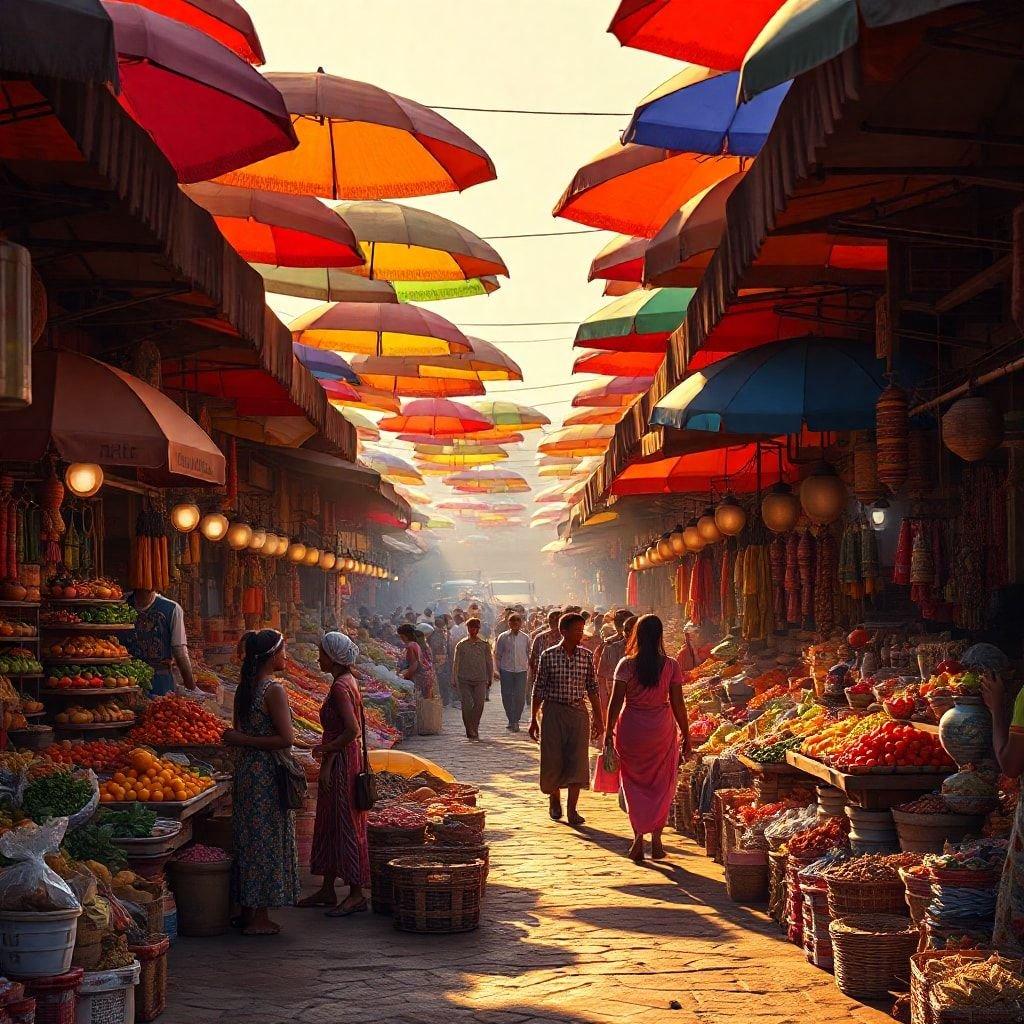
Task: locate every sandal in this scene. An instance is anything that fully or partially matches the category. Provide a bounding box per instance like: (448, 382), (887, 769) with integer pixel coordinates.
(297, 894), (337, 908)
(326, 900), (368, 918)
(242, 923), (281, 936)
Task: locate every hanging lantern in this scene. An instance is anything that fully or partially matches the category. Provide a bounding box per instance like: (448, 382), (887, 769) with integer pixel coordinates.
(696, 506), (722, 544)
(942, 395), (1003, 462)
(342, 554), (356, 572)
(272, 535), (290, 557)
(226, 521), (253, 550)
(656, 533), (674, 562)
(170, 503), (201, 533)
(876, 384), (909, 492)
(260, 532), (279, 556)
(199, 512), (229, 542)
(64, 463), (104, 499)
(714, 495), (746, 537)
(636, 553), (650, 571)
(0, 241), (32, 411)
(682, 517), (704, 552)
(761, 482), (800, 534)
(668, 523), (687, 556)
(287, 540), (307, 563)
(337, 575), (347, 586)
(799, 462), (848, 525)
(870, 497), (890, 532)
(247, 527), (267, 551)
(646, 543), (662, 566)
(852, 437), (883, 503)
(319, 551), (337, 571)
(303, 546), (321, 567)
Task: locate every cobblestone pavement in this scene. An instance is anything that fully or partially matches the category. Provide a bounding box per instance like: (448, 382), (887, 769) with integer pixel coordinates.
(167, 706), (891, 1024)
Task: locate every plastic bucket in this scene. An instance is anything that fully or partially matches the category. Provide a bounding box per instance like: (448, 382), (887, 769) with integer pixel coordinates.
(167, 860), (232, 937)
(0, 910), (82, 979)
(75, 962), (139, 1024)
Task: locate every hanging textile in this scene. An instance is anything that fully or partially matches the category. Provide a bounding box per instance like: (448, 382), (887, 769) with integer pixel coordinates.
(720, 543), (737, 634)
(626, 569), (639, 607)
(784, 533), (800, 625)
(798, 530), (816, 629)
(814, 530), (838, 637)
(769, 534), (786, 623)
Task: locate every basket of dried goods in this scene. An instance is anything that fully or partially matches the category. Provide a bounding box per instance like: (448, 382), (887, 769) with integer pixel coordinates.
(388, 854), (486, 934)
(830, 914), (919, 998)
(724, 851), (769, 903)
(901, 865), (935, 927)
(926, 953), (1024, 1024)
(824, 853), (921, 918)
(910, 950), (989, 1024)
(367, 806), (427, 848)
(892, 795), (986, 855)
(428, 818), (486, 848)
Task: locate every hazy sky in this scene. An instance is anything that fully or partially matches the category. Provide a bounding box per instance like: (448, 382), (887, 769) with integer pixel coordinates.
(247, 0), (678, 533)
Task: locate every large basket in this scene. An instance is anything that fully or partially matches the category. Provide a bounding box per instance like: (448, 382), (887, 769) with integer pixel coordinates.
(370, 844), (419, 915)
(374, 845), (488, 915)
(830, 914), (919, 998)
(389, 855), (486, 934)
(368, 823), (427, 849)
(909, 950), (989, 1024)
(725, 853), (768, 904)
(130, 935), (170, 1023)
(768, 851), (788, 926)
(827, 876), (908, 918)
(444, 807), (485, 832)
(702, 812), (720, 861)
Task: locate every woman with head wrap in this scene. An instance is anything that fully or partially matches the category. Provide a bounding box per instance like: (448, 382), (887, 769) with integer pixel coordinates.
(297, 631), (370, 915)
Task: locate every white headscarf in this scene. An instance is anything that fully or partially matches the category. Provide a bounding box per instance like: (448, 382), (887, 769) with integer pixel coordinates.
(322, 631), (359, 667)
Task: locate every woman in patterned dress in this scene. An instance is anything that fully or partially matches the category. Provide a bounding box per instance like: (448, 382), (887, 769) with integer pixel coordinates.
(298, 632), (371, 916)
(223, 629), (300, 936)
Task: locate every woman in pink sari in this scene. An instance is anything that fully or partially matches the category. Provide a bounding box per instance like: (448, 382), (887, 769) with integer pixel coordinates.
(598, 614), (690, 864)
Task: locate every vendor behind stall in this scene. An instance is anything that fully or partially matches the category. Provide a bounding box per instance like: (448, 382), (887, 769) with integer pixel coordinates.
(126, 588), (196, 696)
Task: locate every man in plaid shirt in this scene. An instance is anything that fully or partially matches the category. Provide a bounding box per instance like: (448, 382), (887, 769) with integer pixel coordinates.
(529, 612), (604, 826)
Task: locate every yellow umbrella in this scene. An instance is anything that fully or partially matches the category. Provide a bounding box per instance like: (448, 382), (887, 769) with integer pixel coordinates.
(415, 443), (509, 466)
(470, 399), (550, 433)
(361, 451), (424, 486)
(327, 387), (401, 415)
(211, 414), (315, 448)
(445, 467), (530, 494)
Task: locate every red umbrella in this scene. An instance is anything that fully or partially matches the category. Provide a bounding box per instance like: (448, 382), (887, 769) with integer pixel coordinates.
(182, 182), (364, 268)
(612, 444), (797, 496)
(104, 2), (295, 183)
(129, 0), (265, 64)
(563, 408), (627, 427)
(589, 233), (648, 284)
(573, 349), (665, 377)
(378, 398), (492, 437)
(397, 431), (524, 446)
(572, 376), (654, 409)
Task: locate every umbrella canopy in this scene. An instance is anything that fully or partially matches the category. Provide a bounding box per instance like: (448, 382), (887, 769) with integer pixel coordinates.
(445, 468), (530, 494)
(538, 424), (615, 457)
(572, 376), (654, 409)
(563, 407), (627, 427)
(130, 0), (264, 64)
(608, 0), (787, 70)
(290, 302), (472, 357)
(553, 142), (741, 238)
(541, 538), (572, 554)
(350, 339), (521, 390)
(435, 500), (489, 512)
(361, 451), (424, 486)
(183, 182), (363, 267)
(215, 68), (495, 199)
(378, 398), (493, 437)
(346, 357), (485, 398)
(414, 443), (509, 466)
(292, 343), (360, 384)
(1, 350), (224, 484)
(424, 515), (456, 530)
(470, 400), (550, 433)
(537, 457), (601, 479)
(337, 408), (380, 441)
(589, 233), (649, 284)
(530, 508), (567, 527)
(324, 384), (401, 415)
(573, 349), (665, 377)
(535, 481), (579, 504)
(612, 444), (796, 496)
(479, 502), (527, 514)
(105, 2), (296, 183)
(212, 413), (314, 448)
(653, 336), (927, 434)
(575, 288), (695, 353)
(398, 431), (523, 447)
(395, 485), (431, 506)
(623, 67), (790, 157)
(330, 201), (507, 282)
(255, 265), (500, 303)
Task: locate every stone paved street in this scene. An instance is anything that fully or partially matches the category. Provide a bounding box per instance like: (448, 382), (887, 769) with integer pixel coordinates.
(167, 707), (892, 1024)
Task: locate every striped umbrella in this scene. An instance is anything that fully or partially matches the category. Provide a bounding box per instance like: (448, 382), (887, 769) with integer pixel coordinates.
(256, 265), (499, 303)
(576, 288), (695, 353)
(470, 400), (550, 433)
(444, 468), (530, 494)
(572, 376), (654, 409)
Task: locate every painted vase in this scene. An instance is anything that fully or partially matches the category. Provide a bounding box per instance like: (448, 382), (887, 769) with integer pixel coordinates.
(938, 697), (993, 767)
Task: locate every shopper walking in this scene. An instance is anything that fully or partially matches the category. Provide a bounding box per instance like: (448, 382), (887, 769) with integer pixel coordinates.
(298, 632), (370, 916)
(452, 617), (493, 740)
(528, 609), (562, 691)
(595, 609), (633, 726)
(596, 614), (691, 864)
(529, 613), (604, 826)
(494, 613), (530, 732)
(397, 623), (436, 698)
(223, 629), (299, 935)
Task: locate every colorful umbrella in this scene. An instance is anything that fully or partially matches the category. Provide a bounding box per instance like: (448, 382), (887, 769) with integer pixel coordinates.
(562, 407), (627, 427)
(360, 450), (424, 486)
(581, 510), (619, 528)
(346, 357), (485, 398)
(608, 0), (787, 70)
(435, 500), (489, 512)
(163, 365), (358, 414)
(292, 343), (360, 384)
(652, 337), (927, 434)
(378, 398), (492, 437)
(480, 502), (527, 514)
(398, 430), (524, 446)
(530, 509), (567, 528)
(395, 486), (431, 506)
(414, 443), (510, 465)
(612, 444), (797, 496)
(105, 2), (295, 183)
(573, 349), (665, 377)
(589, 233), (649, 284)
(337, 408), (380, 441)
(445, 468), (530, 494)
(575, 288), (695, 353)
(290, 303), (471, 357)
(416, 338), (523, 383)
(538, 424), (615, 457)
(324, 385), (400, 415)
(215, 68), (495, 199)
(470, 400), (550, 433)
(183, 182), (363, 267)
(572, 376), (654, 409)
(255, 265), (499, 303)
(537, 458), (601, 479)
(424, 515), (456, 530)
(330, 201), (507, 282)
(535, 481), (583, 504)
(553, 143), (741, 238)
(129, 0), (265, 64)
(212, 413), (314, 448)
(604, 280), (642, 297)
(623, 67), (791, 157)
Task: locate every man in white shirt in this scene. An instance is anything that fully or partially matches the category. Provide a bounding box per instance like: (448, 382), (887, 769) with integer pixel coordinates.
(494, 613), (531, 732)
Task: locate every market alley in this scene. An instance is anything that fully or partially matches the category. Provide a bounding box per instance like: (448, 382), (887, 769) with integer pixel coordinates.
(166, 708), (891, 1024)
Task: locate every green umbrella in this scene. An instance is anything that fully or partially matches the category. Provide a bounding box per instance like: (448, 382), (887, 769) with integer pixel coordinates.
(254, 264), (500, 303)
(575, 287), (696, 352)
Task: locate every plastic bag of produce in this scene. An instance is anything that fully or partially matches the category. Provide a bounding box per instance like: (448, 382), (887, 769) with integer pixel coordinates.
(0, 819), (80, 911)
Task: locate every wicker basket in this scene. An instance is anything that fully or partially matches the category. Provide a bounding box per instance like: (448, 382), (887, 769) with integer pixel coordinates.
(942, 396), (1003, 463)
(371, 844), (418, 915)
(130, 934), (170, 1023)
(445, 807), (485, 832)
(877, 385), (909, 491)
(368, 823), (427, 848)
(830, 914), (919, 998)
(389, 855), (486, 934)
(768, 851), (788, 926)
(725, 854), (768, 904)
(910, 951), (990, 1024)
(827, 875), (908, 918)
(702, 812), (719, 859)
(374, 844), (488, 915)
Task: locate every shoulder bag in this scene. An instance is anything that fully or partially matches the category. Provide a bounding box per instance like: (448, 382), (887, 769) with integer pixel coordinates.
(274, 748), (308, 811)
(353, 691), (377, 811)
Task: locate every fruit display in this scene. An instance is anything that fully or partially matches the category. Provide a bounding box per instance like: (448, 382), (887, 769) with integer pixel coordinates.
(799, 712), (888, 764)
(0, 579), (40, 603)
(19, 697), (43, 715)
(44, 636), (128, 661)
(835, 720), (954, 771)
(44, 574), (123, 601)
(883, 693), (916, 720)
(0, 619), (36, 638)
(53, 702), (134, 726)
(129, 695), (225, 746)
(123, 658), (155, 693)
(98, 747), (215, 803)
(44, 666), (139, 690)
(48, 740), (130, 772)
(746, 736), (805, 764)
(0, 649), (42, 675)
(42, 604), (136, 626)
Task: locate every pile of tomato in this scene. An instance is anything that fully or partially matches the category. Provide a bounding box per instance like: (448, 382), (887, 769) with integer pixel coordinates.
(130, 695), (224, 746)
(48, 740), (130, 772)
(836, 720), (954, 771)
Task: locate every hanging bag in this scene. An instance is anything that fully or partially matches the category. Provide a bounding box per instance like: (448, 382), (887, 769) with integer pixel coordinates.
(273, 748), (308, 811)
(353, 691), (377, 812)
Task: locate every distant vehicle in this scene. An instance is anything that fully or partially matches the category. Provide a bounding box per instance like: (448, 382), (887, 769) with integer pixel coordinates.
(488, 579), (536, 607)
(432, 579), (483, 611)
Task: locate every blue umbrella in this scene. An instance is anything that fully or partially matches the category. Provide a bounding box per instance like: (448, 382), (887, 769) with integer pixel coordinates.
(293, 342), (361, 384)
(651, 337), (927, 434)
(623, 68), (791, 157)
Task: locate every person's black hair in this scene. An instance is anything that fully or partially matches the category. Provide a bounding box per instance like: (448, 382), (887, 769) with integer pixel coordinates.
(558, 612), (585, 634)
(626, 614), (665, 688)
(235, 629), (284, 722)
(397, 623), (424, 644)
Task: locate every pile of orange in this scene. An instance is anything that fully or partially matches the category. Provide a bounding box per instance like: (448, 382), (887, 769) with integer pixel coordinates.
(130, 695), (224, 746)
(98, 747), (214, 804)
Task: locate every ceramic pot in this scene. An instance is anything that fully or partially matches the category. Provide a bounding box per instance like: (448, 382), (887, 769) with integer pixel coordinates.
(938, 697), (993, 767)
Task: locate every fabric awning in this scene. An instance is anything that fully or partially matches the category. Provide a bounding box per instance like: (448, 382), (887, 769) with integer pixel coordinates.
(0, 350), (225, 485)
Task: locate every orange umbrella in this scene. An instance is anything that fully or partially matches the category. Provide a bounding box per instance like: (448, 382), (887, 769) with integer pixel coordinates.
(573, 349), (665, 377)
(378, 398), (492, 437)
(346, 357), (485, 398)
(215, 69), (496, 199)
(445, 468), (530, 494)
(538, 424), (615, 456)
(183, 182), (364, 267)
(612, 444), (796, 496)
(589, 232), (648, 284)
(605, 281), (641, 296)
(130, 0), (265, 64)
(563, 407), (627, 427)
(572, 376), (653, 409)
(416, 338), (523, 383)
(397, 430), (524, 446)
(415, 444), (509, 467)
(361, 451), (424, 486)
(324, 385), (400, 415)
(290, 303), (472, 357)
(553, 142), (741, 238)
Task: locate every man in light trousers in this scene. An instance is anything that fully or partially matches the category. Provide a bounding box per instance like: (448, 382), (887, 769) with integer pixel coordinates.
(494, 613), (530, 732)
(452, 617), (493, 741)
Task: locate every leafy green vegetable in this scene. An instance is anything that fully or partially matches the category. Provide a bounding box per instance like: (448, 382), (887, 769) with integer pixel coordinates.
(22, 772), (93, 823)
(63, 824), (127, 870)
(98, 804), (157, 839)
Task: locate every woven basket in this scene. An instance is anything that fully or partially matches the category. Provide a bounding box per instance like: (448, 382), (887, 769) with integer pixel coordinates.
(702, 812), (719, 860)
(827, 875), (908, 918)
(368, 823), (427, 848)
(854, 438), (883, 503)
(130, 934), (170, 1023)
(725, 856), (769, 904)
(370, 844), (419, 915)
(830, 914), (919, 997)
(374, 844), (489, 915)
(910, 951), (990, 1024)
(389, 855), (486, 934)
(876, 385), (909, 492)
(445, 807), (485, 832)
(440, 784), (480, 806)
(768, 851), (788, 926)
(942, 396), (1003, 463)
